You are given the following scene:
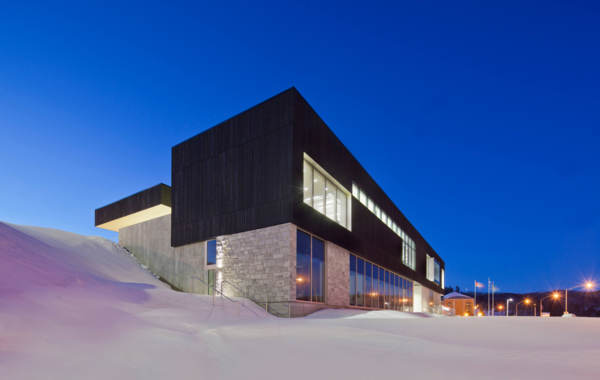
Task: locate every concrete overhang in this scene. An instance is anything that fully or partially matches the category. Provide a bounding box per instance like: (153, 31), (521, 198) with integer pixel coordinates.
(95, 183), (171, 232)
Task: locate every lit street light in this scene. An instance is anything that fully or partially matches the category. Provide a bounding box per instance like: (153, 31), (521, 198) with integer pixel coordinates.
(515, 298), (531, 316)
(506, 298), (513, 317)
(564, 281), (595, 315)
(539, 291), (560, 317)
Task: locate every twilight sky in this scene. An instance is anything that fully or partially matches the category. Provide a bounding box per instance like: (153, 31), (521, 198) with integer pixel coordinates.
(1, 1), (598, 292)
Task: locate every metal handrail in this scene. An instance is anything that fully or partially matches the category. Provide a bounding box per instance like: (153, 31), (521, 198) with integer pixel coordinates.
(190, 275), (264, 317)
(190, 275), (236, 303)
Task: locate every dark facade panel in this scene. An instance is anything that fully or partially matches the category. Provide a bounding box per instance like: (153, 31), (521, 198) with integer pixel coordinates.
(170, 87), (444, 292)
(171, 88), (296, 246)
(290, 91), (444, 292)
(94, 183), (171, 226)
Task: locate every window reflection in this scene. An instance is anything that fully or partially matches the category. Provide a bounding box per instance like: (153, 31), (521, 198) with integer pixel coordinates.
(348, 253), (413, 312)
(296, 230), (325, 303)
(207, 239), (217, 266)
(349, 255), (356, 305)
(296, 231), (311, 301)
(312, 238), (325, 303)
(356, 258), (364, 306)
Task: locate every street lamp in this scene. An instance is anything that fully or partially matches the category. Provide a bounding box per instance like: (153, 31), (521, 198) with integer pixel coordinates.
(539, 291), (560, 317)
(516, 298), (531, 316)
(564, 281), (595, 315)
(506, 298), (513, 317)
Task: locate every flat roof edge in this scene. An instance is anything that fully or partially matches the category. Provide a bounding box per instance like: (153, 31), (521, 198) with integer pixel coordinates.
(95, 183), (171, 228)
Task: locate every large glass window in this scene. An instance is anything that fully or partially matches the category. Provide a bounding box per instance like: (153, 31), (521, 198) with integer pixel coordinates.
(313, 170), (325, 214)
(296, 230), (325, 303)
(394, 273), (399, 309)
(385, 271), (394, 309)
(296, 231), (311, 301)
(403, 239), (416, 270)
(207, 239), (217, 266)
(365, 262), (373, 307)
(378, 266), (385, 308)
(349, 255), (356, 305)
(303, 157), (350, 229)
(336, 189), (347, 227)
(426, 254), (441, 285)
(312, 238), (325, 302)
(303, 161), (313, 206)
(372, 266), (380, 309)
(356, 258), (364, 306)
(347, 253), (413, 312)
(325, 180), (336, 220)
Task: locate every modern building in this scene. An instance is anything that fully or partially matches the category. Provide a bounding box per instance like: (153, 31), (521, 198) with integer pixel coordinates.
(442, 292), (474, 316)
(95, 87), (445, 316)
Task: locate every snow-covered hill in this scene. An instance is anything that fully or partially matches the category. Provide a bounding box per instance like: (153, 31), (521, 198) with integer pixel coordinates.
(1, 222), (599, 379)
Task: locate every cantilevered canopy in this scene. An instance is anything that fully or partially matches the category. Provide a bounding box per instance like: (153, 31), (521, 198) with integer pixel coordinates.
(95, 183), (171, 232)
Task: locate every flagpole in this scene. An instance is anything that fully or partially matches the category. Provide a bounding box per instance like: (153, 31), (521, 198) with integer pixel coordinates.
(487, 278), (490, 316)
(492, 281), (495, 317)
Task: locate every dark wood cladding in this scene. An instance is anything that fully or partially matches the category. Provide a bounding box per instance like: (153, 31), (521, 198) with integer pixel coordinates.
(171, 87), (444, 292)
(290, 90), (444, 292)
(171, 89), (295, 246)
(95, 183), (171, 226)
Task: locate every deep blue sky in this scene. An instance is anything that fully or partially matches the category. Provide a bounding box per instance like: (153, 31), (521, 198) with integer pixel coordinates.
(1, 1), (599, 292)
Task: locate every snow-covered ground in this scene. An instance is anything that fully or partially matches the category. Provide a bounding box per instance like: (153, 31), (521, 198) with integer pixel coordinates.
(2, 221), (599, 379)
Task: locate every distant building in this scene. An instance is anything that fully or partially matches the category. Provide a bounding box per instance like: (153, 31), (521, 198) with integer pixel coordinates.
(95, 88), (446, 316)
(443, 292), (474, 316)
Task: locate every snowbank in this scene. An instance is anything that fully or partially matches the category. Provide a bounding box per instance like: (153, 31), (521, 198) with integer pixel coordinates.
(1, 221), (599, 379)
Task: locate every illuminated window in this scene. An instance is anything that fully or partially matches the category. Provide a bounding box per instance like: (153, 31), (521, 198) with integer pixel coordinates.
(313, 170), (325, 214)
(426, 254), (435, 282)
(303, 156), (351, 229)
(351, 183), (417, 270)
(303, 161), (313, 206)
(336, 189), (347, 226)
(359, 190), (367, 206)
(426, 254), (441, 285)
(441, 269), (445, 289)
(325, 180), (336, 220)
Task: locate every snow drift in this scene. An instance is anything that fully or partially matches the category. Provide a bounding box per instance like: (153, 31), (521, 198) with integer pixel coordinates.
(1, 221), (600, 380)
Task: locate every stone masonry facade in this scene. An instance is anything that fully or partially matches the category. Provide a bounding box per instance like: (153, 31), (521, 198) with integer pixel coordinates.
(119, 217), (353, 314)
(120, 216), (297, 303)
(325, 241), (350, 307)
(218, 223), (296, 303)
